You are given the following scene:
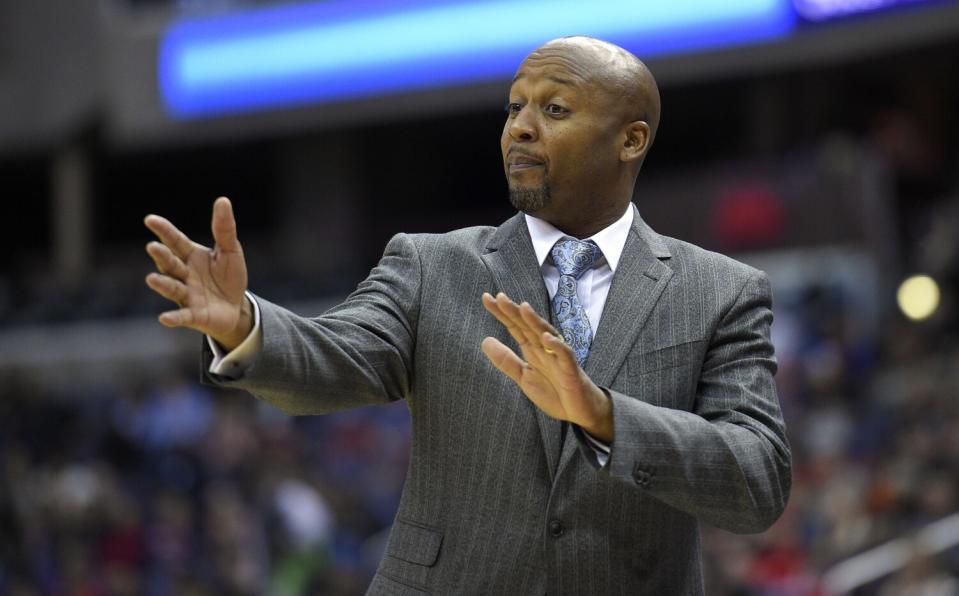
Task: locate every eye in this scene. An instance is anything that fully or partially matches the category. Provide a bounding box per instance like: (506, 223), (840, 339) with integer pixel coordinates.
(544, 103), (569, 117)
(505, 102), (523, 116)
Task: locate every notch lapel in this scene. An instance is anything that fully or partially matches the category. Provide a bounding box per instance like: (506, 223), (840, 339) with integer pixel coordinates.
(481, 214), (563, 483)
(556, 206), (674, 476)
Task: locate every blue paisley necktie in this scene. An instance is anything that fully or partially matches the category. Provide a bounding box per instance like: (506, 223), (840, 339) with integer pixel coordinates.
(550, 238), (603, 365)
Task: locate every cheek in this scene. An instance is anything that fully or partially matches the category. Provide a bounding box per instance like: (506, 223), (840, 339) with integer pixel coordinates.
(553, 134), (601, 175)
(580, 131), (621, 171)
(543, 124), (577, 168)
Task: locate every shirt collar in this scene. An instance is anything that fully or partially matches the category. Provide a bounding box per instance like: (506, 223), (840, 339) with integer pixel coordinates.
(524, 205), (634, 272)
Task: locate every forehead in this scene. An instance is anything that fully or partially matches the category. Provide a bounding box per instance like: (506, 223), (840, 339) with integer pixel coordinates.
(511, 46), (597, 89)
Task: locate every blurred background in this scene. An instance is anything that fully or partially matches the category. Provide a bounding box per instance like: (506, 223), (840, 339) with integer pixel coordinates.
(1, 0), (958, 594)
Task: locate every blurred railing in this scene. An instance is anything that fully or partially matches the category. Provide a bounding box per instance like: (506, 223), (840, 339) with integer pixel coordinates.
(822, 511), (959, 594)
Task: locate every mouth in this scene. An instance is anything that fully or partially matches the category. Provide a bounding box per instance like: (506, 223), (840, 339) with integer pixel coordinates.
(507, 152), (545, 172)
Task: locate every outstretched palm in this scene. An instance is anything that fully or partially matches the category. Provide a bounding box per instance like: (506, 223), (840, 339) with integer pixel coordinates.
(144, 197), (251, 349)
(481, 292), (613, 441)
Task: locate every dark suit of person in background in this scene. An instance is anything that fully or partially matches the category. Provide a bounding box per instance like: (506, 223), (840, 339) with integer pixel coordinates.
(144, 36), (791, 595)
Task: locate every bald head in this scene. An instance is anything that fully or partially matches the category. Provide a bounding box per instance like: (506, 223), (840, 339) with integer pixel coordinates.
(532, 36), (661, 143)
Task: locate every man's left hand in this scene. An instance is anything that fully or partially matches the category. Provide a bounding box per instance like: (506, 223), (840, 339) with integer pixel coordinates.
(481, 292), (613, 443)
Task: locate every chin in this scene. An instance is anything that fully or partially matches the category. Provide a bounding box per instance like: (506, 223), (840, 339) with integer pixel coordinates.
(508, 184), (552, 213)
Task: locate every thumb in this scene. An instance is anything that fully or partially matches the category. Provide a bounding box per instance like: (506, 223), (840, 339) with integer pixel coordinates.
(211, 196), (241, 253)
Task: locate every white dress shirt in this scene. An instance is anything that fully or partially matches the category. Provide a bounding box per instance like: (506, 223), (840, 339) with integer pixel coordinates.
(209, 206), (636, 466)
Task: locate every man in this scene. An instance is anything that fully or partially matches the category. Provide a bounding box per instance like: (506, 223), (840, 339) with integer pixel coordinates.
(144, 36), (790, 595)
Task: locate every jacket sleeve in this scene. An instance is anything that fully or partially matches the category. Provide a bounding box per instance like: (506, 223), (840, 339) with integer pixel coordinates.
(201, 233), (422, 416)
(592, 270), (791, 534)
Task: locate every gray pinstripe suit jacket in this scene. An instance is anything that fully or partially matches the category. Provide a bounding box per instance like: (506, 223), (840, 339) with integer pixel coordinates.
(204, 205), (791, 595)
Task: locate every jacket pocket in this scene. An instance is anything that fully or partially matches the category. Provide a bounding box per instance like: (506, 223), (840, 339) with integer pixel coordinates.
(622, 340), (706, 410)
(628, 339), (707, 377)
(386, 519), (444, 567)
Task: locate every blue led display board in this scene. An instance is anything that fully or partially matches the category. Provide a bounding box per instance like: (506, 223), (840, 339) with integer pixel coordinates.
(792, 0), (941, 21)
(159, 0), (797, 119)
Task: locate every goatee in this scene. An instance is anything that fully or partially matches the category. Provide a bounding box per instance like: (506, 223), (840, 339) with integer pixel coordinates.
(508, 183), (552, 213)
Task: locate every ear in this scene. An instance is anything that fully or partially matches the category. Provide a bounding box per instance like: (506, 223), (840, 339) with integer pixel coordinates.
(620, 121), (651, 163)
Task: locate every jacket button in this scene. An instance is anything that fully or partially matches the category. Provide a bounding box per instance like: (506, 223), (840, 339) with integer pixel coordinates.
(548, 519), (564, 537)
(633, 465), (652, 487)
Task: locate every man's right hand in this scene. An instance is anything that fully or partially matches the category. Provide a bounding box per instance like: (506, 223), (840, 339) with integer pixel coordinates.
(144, 196), (252, 351)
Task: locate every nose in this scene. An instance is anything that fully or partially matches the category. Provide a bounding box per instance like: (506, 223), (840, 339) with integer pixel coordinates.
(507, 106), (538, 142)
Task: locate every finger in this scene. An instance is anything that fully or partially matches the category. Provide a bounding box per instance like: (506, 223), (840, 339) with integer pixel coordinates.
(482, 293), (530, 347)
(543, 331), (579, 373)
(496, 295), (547, 355)
(158, 307), (196, 329)
(146, 241), (189, 280)
(519, 302), (561, 339)
(480, 337), (526, 384)
(144, 214), (197, 261)
(493, 295), (550, 362)
(498, 297), (547, 361)
(481, 292), (505, 318)
(487, 294), (554, 366)
(146, 272), (189, 306)
(211, 197), (241, 254)
(493, 293), (532, 335)
(517, 301), (566, 363)
(482, 293), (518, 330)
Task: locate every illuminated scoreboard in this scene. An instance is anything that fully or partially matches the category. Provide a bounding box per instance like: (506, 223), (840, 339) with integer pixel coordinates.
(158, 0), (946, 120)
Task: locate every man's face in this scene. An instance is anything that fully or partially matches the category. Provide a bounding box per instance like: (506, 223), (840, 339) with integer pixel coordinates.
(501, 45), (624, 219)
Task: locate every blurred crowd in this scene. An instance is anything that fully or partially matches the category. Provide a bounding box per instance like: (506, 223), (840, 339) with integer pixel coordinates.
(0, 372), (411, 595)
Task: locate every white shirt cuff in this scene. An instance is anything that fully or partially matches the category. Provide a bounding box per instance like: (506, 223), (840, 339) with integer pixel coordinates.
(207, 291), (262, 379)
(583, 429), (611, 468)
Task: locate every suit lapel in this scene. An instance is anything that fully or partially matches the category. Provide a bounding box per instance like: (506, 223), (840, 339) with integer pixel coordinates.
(557, 205), (675, 476)
(481, 213), (564, 483)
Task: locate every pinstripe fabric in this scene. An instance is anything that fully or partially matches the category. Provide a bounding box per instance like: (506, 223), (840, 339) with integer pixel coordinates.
(203, 204), (791, 595)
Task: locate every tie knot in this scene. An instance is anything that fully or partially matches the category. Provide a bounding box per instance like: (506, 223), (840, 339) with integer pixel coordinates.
(550, 238), (602, 278)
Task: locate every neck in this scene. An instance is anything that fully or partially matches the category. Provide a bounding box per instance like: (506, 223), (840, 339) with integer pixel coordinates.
(534, 202), (630, 239)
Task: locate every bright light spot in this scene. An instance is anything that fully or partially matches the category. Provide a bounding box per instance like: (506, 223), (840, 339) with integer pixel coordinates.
(897, 274), (940, 321)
